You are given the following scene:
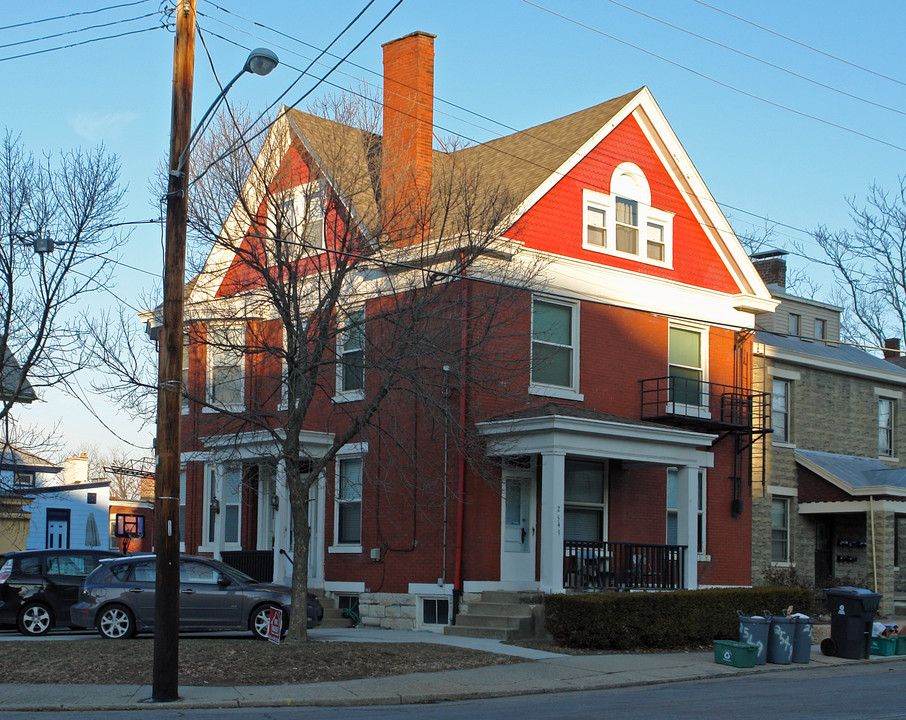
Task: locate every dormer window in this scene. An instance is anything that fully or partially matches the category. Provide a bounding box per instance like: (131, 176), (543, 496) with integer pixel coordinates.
(583, 163), (673, 267)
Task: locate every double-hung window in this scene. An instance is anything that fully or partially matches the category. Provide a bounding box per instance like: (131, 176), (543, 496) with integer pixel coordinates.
(772, 379), (791, 443)
(336, 309), (365, 399)
(207, 324), (244, 409)
(582, 164), (673, 266)
(666, 468), (706, 555)
(336, 457), (362, 545)
(564, 460), (607, 542)
(771, 497), (790, 563)
(668, 325), (705, 409)
(530, 297), (579, 396)
(269, 183), (325, 256)
(788, 313), (801, 336)
(879, 397), (895, 457)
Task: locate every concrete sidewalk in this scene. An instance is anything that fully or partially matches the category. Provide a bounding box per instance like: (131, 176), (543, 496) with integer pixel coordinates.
(2, 628), (904, 712)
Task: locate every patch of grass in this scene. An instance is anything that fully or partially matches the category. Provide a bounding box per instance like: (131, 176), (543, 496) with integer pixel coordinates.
(0, 639), (521, 686)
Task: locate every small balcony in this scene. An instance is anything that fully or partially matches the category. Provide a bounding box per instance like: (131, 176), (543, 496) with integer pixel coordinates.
(563, 540), (686, 591)
(639, 376), (769, 432)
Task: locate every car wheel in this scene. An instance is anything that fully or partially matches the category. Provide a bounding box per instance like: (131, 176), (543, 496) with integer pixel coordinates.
(251, 604), (283, 640)
(17, 603), (53, 636)
(97, 604), (135, 639)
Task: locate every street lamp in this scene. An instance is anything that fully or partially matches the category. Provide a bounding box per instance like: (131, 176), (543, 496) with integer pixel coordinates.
(152, 10), (278, 701)
(173, 48), (279, 179)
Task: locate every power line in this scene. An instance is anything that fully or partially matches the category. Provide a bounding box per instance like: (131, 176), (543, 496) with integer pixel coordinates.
(692, 0), (906, 90)
(520, 0), (906, 154)
(0, 25), (161, 64)
(0, 12), (158, 52)
(604, 0), (906, 119)
(0, 0), (152, 33)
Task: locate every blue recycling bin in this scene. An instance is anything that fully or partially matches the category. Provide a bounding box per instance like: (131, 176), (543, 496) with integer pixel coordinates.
(738, 612), (769, 665)
(791, 616), (815, 663)
(767, 615), (795, 664)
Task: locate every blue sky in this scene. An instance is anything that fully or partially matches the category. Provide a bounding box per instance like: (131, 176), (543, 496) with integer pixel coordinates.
(3, 0), (903, 456)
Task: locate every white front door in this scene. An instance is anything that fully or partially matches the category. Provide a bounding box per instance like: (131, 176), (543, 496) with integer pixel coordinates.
(47, 519), (68, 549)
(500, 469), (535, 582)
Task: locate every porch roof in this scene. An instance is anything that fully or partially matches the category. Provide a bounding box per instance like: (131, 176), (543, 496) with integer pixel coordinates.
(477, 404), (716, 468)
(796, 449), (906, 499)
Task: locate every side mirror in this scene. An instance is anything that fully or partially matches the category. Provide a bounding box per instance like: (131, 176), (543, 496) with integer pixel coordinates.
(217, 574), (231, 587)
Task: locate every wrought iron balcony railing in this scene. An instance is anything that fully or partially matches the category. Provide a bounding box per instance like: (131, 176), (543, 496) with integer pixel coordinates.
(639, 376), (769, 432)
(563, 540), (686, 591)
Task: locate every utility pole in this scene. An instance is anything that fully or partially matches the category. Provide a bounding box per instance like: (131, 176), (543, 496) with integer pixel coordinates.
(153, 0), (195, 702)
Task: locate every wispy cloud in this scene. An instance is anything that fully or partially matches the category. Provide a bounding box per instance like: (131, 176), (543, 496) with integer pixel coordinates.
(71, 111), (140, 143)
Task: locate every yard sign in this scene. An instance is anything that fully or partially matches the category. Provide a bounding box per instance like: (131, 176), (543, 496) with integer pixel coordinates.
(268, 607), (282, 645)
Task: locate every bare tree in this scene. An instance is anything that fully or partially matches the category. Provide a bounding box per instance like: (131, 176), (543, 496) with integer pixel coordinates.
(810, 179), (906, 347)
(0, 130), (126, 488)
(164, 92), (544, 643)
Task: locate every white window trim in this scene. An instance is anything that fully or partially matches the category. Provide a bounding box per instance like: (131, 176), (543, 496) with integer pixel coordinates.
(417, 595), (452, 630)
(878, 395), (897, 460)
(771, 378), (792, 446)
(267, 181), (325, 253)
(770, 495), (791, 565)
(334, 308), (365, 403)
(198, 463), (217, 554)
(204, 323), (245, 413)
(529, 295), (583, 400)
(667, 321), (709, 417)
(581, 177), (674, 269)
(331, 454), (363, 552)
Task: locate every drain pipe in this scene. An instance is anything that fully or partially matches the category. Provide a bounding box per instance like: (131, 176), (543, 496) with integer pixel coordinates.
(870, 495), (878, 593)
(453, 257), (469, 623)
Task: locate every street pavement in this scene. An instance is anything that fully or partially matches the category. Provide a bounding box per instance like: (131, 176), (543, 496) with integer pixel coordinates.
(2, 626), (906, 712)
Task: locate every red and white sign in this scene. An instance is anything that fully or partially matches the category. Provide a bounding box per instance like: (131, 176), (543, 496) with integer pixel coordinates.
(267, 607), (282, 645)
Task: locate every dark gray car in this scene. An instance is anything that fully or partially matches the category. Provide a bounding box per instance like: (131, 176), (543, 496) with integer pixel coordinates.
(70, 554), (322, 639)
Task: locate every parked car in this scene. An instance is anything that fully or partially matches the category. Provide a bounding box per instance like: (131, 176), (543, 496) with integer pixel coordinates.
(0, 549), (123, 636)
(70, 554), (323, 639)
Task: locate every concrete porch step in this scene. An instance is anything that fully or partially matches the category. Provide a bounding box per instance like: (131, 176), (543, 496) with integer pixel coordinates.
(454, 613), (533, 631)
(443, 625), (525, 641)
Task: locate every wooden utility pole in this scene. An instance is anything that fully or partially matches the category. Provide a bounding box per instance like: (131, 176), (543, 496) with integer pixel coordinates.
(153, 0), (195, 702)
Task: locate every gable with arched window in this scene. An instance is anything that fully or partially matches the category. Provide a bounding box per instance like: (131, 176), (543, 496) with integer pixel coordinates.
(583, 162), (673, 267)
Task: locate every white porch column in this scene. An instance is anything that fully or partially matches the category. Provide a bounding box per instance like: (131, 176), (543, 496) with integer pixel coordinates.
(676, 465), (699, 590)
(211, 463), (226, 561)
(540, 451), (566, 593)
(272, 458), (291, 584)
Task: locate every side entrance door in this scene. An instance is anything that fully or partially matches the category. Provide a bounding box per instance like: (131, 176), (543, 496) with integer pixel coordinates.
(500, 469), (535, 583)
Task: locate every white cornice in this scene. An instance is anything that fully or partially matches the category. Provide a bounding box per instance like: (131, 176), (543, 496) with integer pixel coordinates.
(756, 343), (906, 385)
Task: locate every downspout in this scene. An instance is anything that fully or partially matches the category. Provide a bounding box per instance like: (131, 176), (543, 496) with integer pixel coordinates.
(453, 257), (468, 621)
(870, 495), (878, 593)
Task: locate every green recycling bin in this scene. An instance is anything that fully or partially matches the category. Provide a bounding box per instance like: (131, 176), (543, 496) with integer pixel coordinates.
(822, 587), (881, 659)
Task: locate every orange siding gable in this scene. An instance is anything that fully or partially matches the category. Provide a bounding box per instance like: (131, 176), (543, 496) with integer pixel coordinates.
(508, 113), (740, 294)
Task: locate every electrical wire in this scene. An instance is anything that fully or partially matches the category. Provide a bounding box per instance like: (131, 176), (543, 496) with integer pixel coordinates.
(0, 0), (152, 33)
(0, 12), (158, 52)
(692, 0), (906, 90)
(604, 0), (906, 119)
(521, 1), (906, 154)
(0, 25), (162, 64)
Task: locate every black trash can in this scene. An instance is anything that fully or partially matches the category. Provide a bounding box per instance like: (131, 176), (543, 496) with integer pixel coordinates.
(738, 612), (769, 665)
(822, 587), (881, 659)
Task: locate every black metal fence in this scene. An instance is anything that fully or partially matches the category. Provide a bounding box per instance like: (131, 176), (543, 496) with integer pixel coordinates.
(639, 376), (769, 430)
(563, 540), (685, 591)
(221, 550), (274, 582)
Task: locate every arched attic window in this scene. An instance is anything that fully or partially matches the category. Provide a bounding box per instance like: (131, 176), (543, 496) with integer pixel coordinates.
(583, 162), (673, 267)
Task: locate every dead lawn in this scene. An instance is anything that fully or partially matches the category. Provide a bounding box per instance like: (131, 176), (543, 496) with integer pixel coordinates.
(0, 638), (521, 686)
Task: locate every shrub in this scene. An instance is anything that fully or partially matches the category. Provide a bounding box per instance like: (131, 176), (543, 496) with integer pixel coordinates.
(544, 587), (813, 650)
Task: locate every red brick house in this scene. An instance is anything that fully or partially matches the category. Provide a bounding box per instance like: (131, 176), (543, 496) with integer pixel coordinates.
(167, 31), (776, 630)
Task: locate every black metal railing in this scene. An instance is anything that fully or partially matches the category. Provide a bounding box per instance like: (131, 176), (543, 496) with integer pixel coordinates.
(639, 376), (769, 431)
(563, 540), (686, 591)
(221, 550), (274, 582)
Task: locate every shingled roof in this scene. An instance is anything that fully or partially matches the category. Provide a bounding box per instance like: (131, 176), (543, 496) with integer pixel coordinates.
(0, 348), (36, 404)
(283, 88), (644, 242)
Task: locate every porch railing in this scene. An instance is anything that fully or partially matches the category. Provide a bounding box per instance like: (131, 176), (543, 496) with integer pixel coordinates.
(221, 550), (274, 582)
(639, 376), (769, 431)
(563, 540), (686, 591)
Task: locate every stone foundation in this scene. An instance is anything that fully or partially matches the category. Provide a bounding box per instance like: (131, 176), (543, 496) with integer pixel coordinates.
(357, 592), (418, 631)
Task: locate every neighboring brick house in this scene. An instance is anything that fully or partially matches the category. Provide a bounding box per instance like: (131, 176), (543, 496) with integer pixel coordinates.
(751, 252), (906, 615)
(167, 31), (776, 630)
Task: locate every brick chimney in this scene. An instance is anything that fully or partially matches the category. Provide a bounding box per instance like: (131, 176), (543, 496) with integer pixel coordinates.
(884, 338), (901, 359)
(750, 250), (787, 289)
(382, 31), (435, 245)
